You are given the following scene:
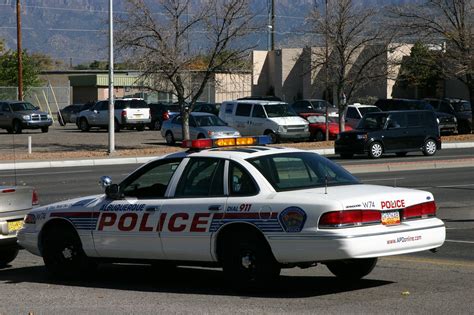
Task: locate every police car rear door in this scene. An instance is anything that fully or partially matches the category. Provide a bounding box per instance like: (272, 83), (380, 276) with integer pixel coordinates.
(92, 158), (183, 259)
(160, 157), (226, 261)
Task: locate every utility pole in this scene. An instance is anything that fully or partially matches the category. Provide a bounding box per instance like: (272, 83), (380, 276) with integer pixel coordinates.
(267, 0), (275, 51)
(16, 0), (23, 101)
(324, 0), (329, 141)
(108, 0), (115, 154)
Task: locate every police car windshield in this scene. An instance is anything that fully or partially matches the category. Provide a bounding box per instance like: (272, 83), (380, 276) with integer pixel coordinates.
(264, 103), (298, 117)
(247, 152), (359, 191)
(357, 113), (387, 130)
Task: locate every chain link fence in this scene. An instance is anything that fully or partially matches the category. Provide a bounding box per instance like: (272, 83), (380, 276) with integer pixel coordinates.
(0, 86), (71, 115)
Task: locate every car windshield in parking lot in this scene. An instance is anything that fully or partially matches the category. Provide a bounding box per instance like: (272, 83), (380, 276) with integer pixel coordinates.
(193, 115), (227, 127)
(247, 152), (359, 191)
(10, 102), (36, 111)
(453, 101), (471, 112)
(357, 113), (387, 130)
(264, 103), (297, 117)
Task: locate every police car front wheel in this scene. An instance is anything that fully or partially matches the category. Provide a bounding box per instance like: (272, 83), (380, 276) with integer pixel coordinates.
(42, 224), (96, 278)
(0, 248), (19, 266)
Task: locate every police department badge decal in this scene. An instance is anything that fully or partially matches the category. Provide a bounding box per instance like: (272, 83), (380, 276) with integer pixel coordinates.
(279, 207), (307, 232)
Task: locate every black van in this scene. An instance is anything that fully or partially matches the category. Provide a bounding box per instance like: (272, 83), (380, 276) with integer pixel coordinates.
(335, 110), (441, 159)
(375, 98), (457, 135)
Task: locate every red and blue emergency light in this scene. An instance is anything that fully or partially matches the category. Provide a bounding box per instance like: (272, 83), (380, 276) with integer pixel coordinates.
(181, 136), (272, 149)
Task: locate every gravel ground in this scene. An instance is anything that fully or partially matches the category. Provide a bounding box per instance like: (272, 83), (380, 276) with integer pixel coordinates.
(0, 122), (473, 161)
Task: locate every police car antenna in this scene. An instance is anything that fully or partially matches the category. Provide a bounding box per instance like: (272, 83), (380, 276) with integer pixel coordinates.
(325, 175), (328, 194)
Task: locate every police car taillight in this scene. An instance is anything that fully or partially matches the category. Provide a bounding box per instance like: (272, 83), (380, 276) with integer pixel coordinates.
(402, 201), (436, 220)
(181, 136), (272, 149)
(319, 210), (381, 228)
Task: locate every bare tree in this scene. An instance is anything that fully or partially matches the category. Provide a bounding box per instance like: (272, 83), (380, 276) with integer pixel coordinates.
(308, 0), (399, 131)
(116, 0), (258, 140)
(394, 0), (474, 132)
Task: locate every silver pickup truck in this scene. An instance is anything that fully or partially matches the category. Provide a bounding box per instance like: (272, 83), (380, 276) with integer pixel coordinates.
(0, 185), (39, 266)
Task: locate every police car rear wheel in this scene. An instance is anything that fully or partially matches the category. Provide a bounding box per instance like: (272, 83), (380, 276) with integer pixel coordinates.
(222, 234), (280, 288)
(0, 248), (19, 266)
(42, 224), (95, 278)
(326, 258), (377, 281)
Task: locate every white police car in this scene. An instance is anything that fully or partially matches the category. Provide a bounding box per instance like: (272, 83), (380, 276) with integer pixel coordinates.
(18, 136), (445, 286)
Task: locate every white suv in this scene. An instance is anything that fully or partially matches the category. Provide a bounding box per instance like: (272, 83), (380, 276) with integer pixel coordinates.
(76, 98), (151, 132)
(344, 103), (381, 129)
(219, 100), (309, 143)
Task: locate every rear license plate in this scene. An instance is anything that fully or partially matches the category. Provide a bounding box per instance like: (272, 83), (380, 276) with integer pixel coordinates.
(133, 114), (143, 118)
(381, 211), (400, 225)
(7, 220), (23, 233)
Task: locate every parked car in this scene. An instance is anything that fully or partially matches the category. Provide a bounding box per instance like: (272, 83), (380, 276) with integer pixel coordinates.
(219, 100), (309, 143)
(161, 112), (241, 144)
(300, 113), (353, 141)
(148, 102), (180, 130)
(291, 99), (338, 117)
(425, 98), (472, 134)
(0, 100), (53, 134)
(0, 185), (39, 266)
(344, 103), (381, 129)
(57, 103), (94, 126)
(76, 98), (151, 132)
(374, 98), (457, 135)
(335, 110), (441, 159)
(192, 102), (219, 116)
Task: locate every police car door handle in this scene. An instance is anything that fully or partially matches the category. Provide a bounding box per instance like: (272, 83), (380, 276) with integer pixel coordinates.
(208, 205), (222, 211)
(145, 206), (159, 212)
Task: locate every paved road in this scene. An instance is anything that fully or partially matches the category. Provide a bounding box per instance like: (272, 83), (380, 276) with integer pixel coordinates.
(1, 151), (473, 313)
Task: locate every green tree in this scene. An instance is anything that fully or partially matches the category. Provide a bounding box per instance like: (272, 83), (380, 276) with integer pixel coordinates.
(398, 42), (443, 98)
(0, 50), (43, 93)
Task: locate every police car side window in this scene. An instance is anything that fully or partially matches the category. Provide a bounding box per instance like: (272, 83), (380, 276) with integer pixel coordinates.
(121, 158), (183, 199)
(175, 158), (224, 197)
(252, 105), (266, 118)
(229, 162), (258, 196)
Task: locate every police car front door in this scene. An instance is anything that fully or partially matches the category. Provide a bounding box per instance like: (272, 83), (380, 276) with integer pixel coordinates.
(92, 158), (183, 259)
(160, 157), (226, 261)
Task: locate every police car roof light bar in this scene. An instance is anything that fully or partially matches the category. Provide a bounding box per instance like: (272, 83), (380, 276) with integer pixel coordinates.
(181, 136), (272, 150)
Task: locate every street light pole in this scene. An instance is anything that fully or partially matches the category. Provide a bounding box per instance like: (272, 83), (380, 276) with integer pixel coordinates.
(16, 0), (23, 101)
(108, 0), (115, 154)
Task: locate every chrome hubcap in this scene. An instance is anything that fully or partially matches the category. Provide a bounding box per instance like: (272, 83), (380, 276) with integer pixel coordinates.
(426, 141), (436, 154)
(372, 144), (382, 157)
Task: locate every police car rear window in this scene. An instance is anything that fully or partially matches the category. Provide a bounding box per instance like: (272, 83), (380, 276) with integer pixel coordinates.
(247, 152), (359, 191)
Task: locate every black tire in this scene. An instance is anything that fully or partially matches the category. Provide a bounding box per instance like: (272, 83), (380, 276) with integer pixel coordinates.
(315, 130), (325, 142)
(368, 142), (383, 159)
(265, 131), (279, 144)
(114, 120), (121, 132)
(422, 139), (437, 156)
(136, 125), (145, 132)
(326, 258), (378, 281)
(0, 248), (19, 267)
(79, 118), (90, 132)
(340, 153), (353, 159)
(165, 131), (175, 145)
(41, 126), (49, 133)
(396, 152), (407, 157)
(153, 120), (162, 131)
(6, 127), (13, 134)
(41, 224), (95, 279)
(222, 232), (280, 289)
(12, 120), (22, 134)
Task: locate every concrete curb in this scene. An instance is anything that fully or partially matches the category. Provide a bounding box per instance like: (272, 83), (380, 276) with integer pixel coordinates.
(0, 141), (473, 171)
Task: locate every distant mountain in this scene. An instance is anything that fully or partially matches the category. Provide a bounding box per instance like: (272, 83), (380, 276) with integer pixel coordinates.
(0, 0), (422, 67)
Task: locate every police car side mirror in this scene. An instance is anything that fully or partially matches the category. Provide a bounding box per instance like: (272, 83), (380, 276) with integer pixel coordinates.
(105, 184), (122, 200)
